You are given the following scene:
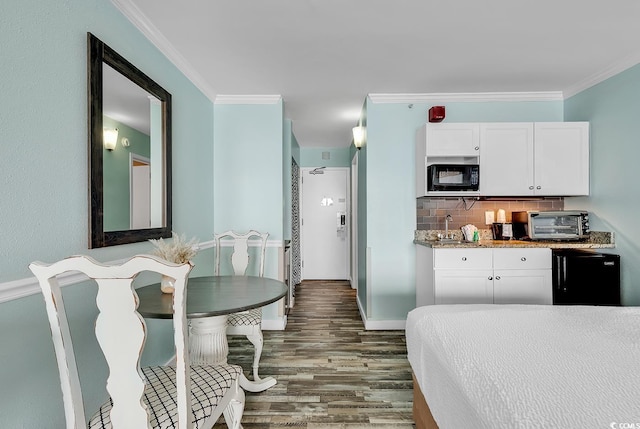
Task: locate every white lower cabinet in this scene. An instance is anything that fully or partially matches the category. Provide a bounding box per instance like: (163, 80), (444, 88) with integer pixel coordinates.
(416, 246), (552, 307)
(434, 270), (494, 304)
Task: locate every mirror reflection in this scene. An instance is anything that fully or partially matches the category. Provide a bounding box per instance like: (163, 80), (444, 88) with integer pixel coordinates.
(102, 64), (164, 232)
(88, 33), (172, 248)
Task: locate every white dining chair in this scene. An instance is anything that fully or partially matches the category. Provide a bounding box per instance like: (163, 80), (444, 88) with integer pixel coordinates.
(30, 254), (244, 429)
(214, 230), (269, 382)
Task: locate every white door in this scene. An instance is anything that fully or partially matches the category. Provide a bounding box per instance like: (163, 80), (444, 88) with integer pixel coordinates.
(130, 154), (151, 229)
(301, 167), (349, 280)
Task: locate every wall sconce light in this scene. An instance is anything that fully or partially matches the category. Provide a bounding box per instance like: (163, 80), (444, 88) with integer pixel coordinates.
(103, 128), (118, 151)
(352, 125), (365, 150)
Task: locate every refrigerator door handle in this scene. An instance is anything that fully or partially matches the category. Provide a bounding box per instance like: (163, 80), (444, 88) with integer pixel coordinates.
(554, 256), (567, 292)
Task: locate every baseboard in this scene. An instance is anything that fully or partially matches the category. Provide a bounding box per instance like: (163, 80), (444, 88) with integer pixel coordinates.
(357, 295), (406, 330)
(262, 317), (286, 331)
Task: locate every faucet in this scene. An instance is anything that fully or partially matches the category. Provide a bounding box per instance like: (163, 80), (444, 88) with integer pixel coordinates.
(445, 214), (453, 239)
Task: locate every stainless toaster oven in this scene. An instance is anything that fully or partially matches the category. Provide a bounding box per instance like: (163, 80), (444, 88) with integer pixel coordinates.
(512, 210), (590, 241)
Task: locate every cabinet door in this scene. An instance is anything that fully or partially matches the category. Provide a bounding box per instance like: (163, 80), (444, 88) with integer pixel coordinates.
(534, 122), (589, 196)
(493, 269), (552, 305)
(479, 123), (534, 196)
(426, 123), (480, 157)
(434, 269), (493, 304)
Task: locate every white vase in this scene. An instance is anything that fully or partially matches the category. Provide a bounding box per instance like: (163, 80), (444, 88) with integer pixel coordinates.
(160, 275), (175, 294)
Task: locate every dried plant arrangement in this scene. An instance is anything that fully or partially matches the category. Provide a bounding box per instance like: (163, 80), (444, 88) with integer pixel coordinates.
(149, 232), (199, 293)
(149, 232), (199, 264)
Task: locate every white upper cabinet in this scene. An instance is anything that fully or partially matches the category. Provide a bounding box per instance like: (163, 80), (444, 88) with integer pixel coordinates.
(533, 122), (590, 196)
(417, 121), (589, 198)
(480, 123), (534, 196)
(479, 121), (589, 196)
(425, 123), (480, 157)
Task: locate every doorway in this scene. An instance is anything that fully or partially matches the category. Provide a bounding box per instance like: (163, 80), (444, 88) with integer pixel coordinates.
(300, 167), (350, 280)
(130, 153), (151, 229)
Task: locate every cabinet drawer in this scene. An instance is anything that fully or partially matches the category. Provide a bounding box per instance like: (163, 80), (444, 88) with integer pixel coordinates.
(493, 248), (551, 270)
(434, 249), (492, 269)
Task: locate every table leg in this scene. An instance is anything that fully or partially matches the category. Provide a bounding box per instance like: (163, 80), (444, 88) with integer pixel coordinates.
(188, 316), (277, 392)
(189, 316), (228, 365)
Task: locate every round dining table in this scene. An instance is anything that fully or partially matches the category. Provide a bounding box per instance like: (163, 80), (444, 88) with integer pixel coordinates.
(136, 275), (287, 392)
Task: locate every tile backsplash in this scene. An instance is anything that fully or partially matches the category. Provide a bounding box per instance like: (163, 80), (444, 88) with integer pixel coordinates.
(416, 197), (564, 231)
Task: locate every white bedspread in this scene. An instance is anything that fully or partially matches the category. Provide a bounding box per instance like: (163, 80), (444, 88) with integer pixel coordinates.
(406, 305), (640, 429)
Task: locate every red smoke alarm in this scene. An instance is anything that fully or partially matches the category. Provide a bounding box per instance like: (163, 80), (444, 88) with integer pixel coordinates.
(428, 106), (445, 123)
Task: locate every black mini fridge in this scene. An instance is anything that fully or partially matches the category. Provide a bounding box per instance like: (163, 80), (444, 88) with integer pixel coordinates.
(552, 249), (621, 305)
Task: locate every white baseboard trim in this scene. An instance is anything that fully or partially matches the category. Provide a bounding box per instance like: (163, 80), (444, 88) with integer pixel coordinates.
(364, 319), (407, 331)
(357, 294), (406, 330)
(261, 317), (286, 331)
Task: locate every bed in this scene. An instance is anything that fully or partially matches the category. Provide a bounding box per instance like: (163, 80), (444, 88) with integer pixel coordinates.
(406, 304), (640, 428)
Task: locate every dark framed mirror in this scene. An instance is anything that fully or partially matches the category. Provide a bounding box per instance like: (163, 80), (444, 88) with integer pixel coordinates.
(88, 33), (172, 248)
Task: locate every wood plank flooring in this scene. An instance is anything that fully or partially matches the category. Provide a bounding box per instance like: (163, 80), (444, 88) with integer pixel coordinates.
(216, 280), (415, 428)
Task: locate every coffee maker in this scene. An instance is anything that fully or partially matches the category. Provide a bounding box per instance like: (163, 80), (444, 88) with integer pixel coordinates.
(491, 223), (512, 240)
(511, 211), (529, 240)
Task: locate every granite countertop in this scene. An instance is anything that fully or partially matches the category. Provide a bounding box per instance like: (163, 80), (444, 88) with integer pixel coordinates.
(414, 230), (615, 249)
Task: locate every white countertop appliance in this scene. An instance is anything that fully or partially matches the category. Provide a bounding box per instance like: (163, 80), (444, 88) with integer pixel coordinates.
(512, 210), (590, 241)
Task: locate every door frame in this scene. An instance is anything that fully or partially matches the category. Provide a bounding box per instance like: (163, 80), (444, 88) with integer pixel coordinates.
(300, 166), (350, 280)
(350, 152), (359, 291)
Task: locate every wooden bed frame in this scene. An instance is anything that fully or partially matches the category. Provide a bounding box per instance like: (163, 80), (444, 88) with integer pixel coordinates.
(412, 373), (439, 429)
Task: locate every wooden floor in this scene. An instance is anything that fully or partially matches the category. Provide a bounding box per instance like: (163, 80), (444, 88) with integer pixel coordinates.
(216, 280), (415, 428)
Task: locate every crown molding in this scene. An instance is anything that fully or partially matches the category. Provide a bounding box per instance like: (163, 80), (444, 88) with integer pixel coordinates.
(110, 0), (217, 101)
(214, 95), (282, 105)
(563, 51), (640, 99)
(368, 91), (564, 104)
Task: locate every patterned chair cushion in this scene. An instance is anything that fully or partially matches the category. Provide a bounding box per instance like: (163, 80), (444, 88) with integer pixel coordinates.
(227, 308), (262, 327)
(88, 364), (242, 429)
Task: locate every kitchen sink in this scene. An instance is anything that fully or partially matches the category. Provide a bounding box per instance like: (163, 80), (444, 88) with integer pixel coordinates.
(437, 238), (462, 244)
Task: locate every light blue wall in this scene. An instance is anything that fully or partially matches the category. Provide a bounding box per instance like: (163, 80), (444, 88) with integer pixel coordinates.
(0, 0), (215, 426)
(364, 99), (563, 320)
(213, 101), (284, 239)
(213, 101), (285, 318)
(299, 147), (352, 167)
(564, 64), (640, 305)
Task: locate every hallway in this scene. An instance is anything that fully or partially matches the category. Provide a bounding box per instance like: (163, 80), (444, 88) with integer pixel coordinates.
(219, 280), (415, 428)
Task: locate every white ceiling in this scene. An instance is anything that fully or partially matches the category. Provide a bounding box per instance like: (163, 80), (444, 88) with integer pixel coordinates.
(114, 0), (640, 148)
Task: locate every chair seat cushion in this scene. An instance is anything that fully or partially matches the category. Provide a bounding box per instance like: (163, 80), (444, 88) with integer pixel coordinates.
(88, 364), (242, 429)
(227, 308), (262, 326)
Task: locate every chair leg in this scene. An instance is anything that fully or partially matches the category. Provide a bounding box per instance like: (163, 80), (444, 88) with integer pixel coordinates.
(246, 330), (264, 381)
(223, 379), (245, 429)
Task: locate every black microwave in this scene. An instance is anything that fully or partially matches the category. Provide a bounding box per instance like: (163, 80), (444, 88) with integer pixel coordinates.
(427, 164), (479, 191)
